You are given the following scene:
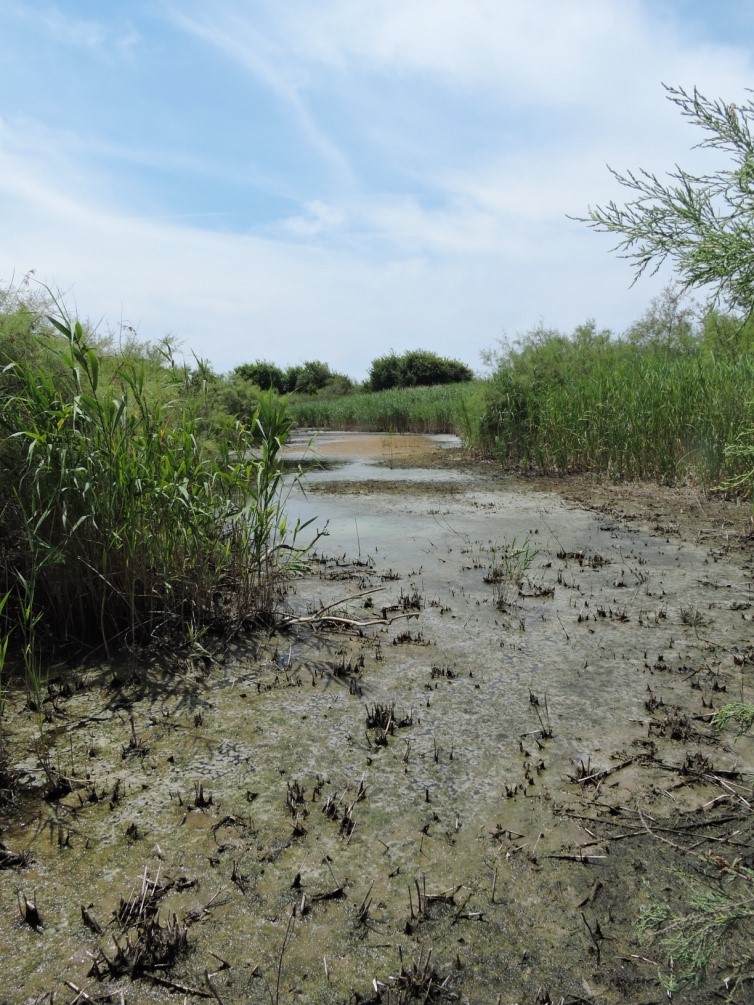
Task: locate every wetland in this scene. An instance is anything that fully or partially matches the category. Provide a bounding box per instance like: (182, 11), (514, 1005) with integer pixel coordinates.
(1, 432), (753, 1004)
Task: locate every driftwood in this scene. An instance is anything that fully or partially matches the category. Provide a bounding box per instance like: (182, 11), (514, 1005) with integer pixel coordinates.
(278, 587), (420, 632)
(144, 973), (213, 998)
(567, 756), (636, 787)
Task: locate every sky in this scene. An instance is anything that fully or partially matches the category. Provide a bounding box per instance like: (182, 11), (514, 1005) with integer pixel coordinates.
(2, 1), (754, 379)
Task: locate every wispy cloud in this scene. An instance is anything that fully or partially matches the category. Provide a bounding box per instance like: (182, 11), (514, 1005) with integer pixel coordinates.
(5, 1), (140, 58)
(281, 0), (629, 99)
(1, 1), (753, 377)
(0, 119), (655, 378)
(164, 3), (354, 187)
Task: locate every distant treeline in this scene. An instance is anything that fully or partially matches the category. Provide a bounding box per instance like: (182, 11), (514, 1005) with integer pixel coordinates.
(235, 349), (475, 396)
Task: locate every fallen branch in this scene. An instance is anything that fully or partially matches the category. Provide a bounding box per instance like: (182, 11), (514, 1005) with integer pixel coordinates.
(279, 609), (418, 631)
(544, 853), (607, 864)
(568, 757), (636, 787)
(636, 807), (752, 880)
(310, 886), (346, 903)
(205, 970), (226, 1005)
(144, 973), (213, 998)
(63, 982), (97, 1004)
(581, 912), (602, 964)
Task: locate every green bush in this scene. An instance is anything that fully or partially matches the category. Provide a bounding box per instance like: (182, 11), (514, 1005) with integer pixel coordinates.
(368, 350), (474, 391)
(289, 360), (353, 395)
(235, 360), (286, 392)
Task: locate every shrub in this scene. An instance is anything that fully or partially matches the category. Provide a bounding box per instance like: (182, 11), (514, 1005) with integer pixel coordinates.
(199, 370), (260, 429)
(369, 353), (403, 392)
(288, 360), (353, 396)
(235, 361), (286, 392)
(368, 350), (474, 391)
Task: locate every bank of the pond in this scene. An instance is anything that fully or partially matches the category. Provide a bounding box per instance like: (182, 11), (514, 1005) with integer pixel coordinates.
(0, 432), (753, 1004)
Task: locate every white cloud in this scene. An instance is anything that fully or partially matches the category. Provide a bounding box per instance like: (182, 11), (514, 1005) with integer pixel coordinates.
(279, 200), (348, 238)
(2, 1), (753, 379)
(0, 129), (664, 380)
(277, 0), (630, 98)
(164, 4), (355, 187)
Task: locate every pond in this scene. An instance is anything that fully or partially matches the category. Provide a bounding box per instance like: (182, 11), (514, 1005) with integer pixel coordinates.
(0, 431), (752, 1003)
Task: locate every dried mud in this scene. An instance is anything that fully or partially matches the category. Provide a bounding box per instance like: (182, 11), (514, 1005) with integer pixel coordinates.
(1, 432), (753, 1005)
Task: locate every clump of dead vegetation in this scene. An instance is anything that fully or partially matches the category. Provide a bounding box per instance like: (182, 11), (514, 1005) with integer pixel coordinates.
(87, 868), (197, 985)
(352, 947), (456, 1003)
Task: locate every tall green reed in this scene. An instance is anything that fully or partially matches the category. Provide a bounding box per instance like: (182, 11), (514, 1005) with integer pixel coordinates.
(0, 306), (306, 657)
(287, 381), (484, 438)
(478, 329), (754, 489)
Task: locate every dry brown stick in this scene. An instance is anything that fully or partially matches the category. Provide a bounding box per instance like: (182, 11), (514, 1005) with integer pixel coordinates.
(636, 807), (751, 881)
(424, 883), (462, 904)
(197, 883), (230, 917)
(207, 950), (231, 970)
(204, 970), (226, 1005)
(570, 757), (636, 786)
(451, 889), (475, 924)
(357, 881), (374, 918)
(277, 586), (387, 626)
(290, 584), (385, 617)
(707, 774), (752, 809)
(626, 953), (660, 966)
(274, 907), (296, 1005)
(277, 581), (420, 630)
(310, 886), (345, 902)
(80, 904), (103, 935)
(573, 814), (743, 842)
(545, 853), (607, 864)
(144, 973), (213, 998)
(576, 880), (603, 908)
(637, 813), (742, 835)
(284, 610), (419, 630)
(580, 912), (601, 964)
(566, 812), (644, 832)
(602, 830), (646, 842)
(63, 982), (96, 1004)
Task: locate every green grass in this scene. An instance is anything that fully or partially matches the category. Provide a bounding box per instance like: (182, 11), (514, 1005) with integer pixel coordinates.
(287, 381), (486, 439)
(476, 325), (754, 489)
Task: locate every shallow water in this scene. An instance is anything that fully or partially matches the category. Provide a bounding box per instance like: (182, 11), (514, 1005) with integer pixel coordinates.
(1, 435), (752, 1004)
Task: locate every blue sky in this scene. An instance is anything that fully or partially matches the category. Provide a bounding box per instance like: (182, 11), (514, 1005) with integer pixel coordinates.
(2, 1), (753, 378)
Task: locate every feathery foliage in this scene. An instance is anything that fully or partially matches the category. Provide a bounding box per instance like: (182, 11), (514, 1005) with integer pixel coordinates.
(638, 869), (754, 993)
(581, 85), (754, 314)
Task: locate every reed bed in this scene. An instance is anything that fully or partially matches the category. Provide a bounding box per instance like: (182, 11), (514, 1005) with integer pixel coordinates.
(0, 309), (306, 661)
(478, 334), (754, 488)
(287, 381), (485, 438)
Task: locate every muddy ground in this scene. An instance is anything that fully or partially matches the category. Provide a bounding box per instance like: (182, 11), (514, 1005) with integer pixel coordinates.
(1, 432), (753, 1005)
